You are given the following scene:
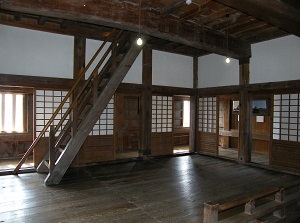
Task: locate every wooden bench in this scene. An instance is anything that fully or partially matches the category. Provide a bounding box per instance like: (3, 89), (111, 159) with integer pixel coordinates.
(203, 180), (300, 223)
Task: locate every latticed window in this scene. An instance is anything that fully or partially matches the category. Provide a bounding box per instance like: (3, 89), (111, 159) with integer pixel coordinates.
(152, 95), (173, 133)
(35, 90), (69, 137)
(198, 97), (217, 133)
(273, 94), (300, 142)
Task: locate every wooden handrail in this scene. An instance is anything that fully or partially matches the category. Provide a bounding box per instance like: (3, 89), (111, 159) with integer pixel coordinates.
(13, 30), (118, 174)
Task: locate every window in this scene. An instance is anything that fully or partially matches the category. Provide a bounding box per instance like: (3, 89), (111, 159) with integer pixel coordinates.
(152, 95), (172, 133)
(90, 96), (114, 136)
(183, 100), (190, 128)
(199, 97), (217, 133)
(273, 94), (300, 142)
(35, 90), (69, 137)
(0, 93), (24, 133)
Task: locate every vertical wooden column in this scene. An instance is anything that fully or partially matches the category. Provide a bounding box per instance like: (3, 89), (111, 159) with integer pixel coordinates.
(189, 56), (198, 152)
(72, 36), (86, 136)
(238, 58), (251, 163)
(139, 47), (152, 157)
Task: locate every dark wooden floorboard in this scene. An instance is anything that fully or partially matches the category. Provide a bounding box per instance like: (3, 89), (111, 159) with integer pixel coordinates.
(0, 155), (299, 222)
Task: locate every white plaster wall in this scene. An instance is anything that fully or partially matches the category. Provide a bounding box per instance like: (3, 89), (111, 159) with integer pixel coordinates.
(0, 24), (73, 78)
(250, 35), (300, 83)
(86, 39), (142, 84)
(198, 54), (239, 88)
(152, 50), (193, 88)
(123, 51), (142, 84)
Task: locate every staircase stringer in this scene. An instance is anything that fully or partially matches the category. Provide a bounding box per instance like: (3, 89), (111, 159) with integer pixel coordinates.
(44, 36), (148, 185)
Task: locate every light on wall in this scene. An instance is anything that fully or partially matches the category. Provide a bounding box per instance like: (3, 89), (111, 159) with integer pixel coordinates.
(226, 57), (230, 64)
(136, 0), (143, 46)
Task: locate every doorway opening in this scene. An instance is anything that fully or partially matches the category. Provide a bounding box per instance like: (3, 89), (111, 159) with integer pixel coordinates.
(218, 95), (239, 160)
(173, 95), (190, 154)
(250, 98), (270, 166)
(115, 94), (140, 160)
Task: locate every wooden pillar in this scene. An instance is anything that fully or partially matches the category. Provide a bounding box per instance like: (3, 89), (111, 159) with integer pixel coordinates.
(73, 36), (86, 78)
(238, 58), (251, 163)
(72, 36), (86, 136)
(139, 47), (152, 157)
(189, 56), (198, 152)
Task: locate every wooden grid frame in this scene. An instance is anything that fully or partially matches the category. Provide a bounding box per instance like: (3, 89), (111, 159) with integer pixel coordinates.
(198, 97), (217, 133)
(273, 93), (300, 142)
(90, 96), (114, 136)
(35, 90), (69, 137)
(152, 95), (173, 133)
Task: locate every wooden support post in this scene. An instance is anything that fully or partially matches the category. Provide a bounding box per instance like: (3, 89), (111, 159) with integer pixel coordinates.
(72, 36), (86, 136)
(203, 202), (219, 223)
(189, 56), (198, 153)
(238, 58), (251, 163)
(140, 47), (152, 157)
(49, 125), (55, 174)
(274, 189), (286, 219)
(92, 69), (99, 104)
(244, 200), (255, 215)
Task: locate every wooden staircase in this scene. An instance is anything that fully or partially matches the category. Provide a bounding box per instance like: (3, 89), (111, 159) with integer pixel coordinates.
(13, 30), (147, 185)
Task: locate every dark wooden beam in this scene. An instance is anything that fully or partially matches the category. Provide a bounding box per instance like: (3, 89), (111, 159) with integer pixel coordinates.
(73, 36), (86, 78)
(214, 0), (300, 37)
(140, 47), (152, 157)
(160, 0), (186, 15)
(0, 73), (73, 90)
(238, 59), (251, 164)
(0, 0), (251, 59)
(0, 11), (112, 41)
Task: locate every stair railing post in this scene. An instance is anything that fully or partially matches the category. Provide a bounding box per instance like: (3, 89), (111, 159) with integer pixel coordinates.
(49, 125), (55, 174)
(203, 202), (219, 223)
(273, 189), (286, 219)
(92, 69), (100, 105)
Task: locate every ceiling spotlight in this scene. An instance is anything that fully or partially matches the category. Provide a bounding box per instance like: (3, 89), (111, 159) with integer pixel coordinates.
(137, 36), (143, 46)
(225, 57), (230, 64)
(186, 0), (192, 5)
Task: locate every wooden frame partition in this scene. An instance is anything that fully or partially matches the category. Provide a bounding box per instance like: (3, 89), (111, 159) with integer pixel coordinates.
(197, 95), (218, 155)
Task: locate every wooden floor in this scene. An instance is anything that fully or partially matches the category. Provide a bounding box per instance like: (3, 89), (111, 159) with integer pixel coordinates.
(0, 155), (299, 223)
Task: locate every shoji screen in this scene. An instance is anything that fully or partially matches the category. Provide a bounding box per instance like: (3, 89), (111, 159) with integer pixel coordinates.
(36, 90), (114, 137)
(151, 95), (172, 133)
(273, 94), (300, 142)
(198, 97), (217, 133)
(35, 90), (69, 137)
(198, 96), (217, 154)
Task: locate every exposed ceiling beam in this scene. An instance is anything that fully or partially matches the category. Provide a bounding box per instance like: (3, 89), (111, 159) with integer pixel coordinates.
(0, 0), (251, 59)
(0, 11), (112, 41)
(214, 0), (300, 37)
(160, 0), (186, 15)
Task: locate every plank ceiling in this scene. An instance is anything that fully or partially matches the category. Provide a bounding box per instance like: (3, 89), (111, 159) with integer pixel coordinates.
(0, 0), (299, 58)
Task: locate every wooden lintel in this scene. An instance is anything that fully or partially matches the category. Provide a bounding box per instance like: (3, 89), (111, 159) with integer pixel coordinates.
(0, 73), (74, 90)
(0, 0), (251, 59)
